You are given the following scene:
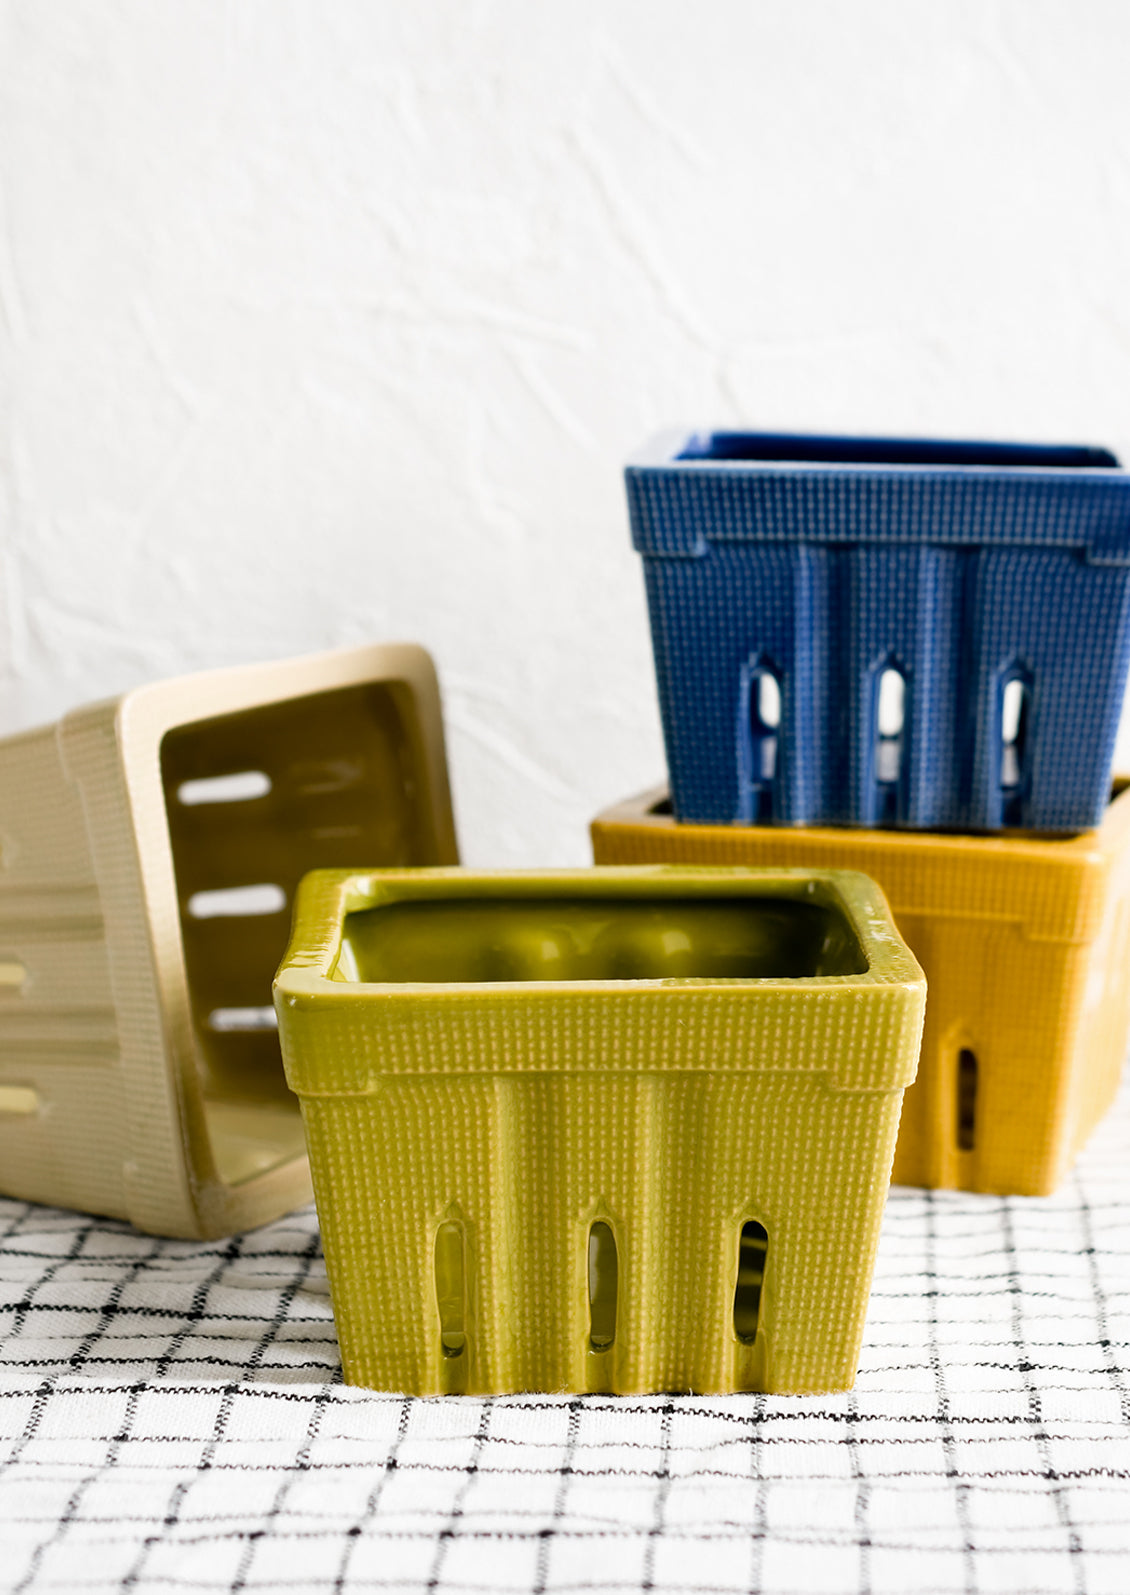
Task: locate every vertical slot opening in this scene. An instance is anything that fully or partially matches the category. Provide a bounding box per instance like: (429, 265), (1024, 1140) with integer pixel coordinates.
(999, 670), (1033, 825)
(186, 883), (287, 920)
(741, 659), (782, 822)
(956, 1048), (978, 1152)
(177, 770), (272, 806)
(207, 1007), (278, 1033)
(434, 1220), (466, 1359)
(587, 1221), (618, 1352)
(0, 1085), (39, 1115)
(160, 680), (446, 1194)
(0, 960), (27, 993)
(733, 1220), (769, 1344)
(873, 662), (906, 823)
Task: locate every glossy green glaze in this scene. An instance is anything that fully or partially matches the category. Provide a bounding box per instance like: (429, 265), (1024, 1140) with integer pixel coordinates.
(275, 865), (926, 1396)
(338, 894), (866, 984)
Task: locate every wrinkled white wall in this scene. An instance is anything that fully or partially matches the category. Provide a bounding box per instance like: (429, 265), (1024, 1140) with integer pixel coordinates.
(3, 1), (1130, 864)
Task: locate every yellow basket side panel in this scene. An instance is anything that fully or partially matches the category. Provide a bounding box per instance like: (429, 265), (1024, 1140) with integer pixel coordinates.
(0, 725), (97, 886)
(301, 1084), (499, 1395)
(301, 1073), (904, 1398)
(589, 809), (1106, 941)
(891, 918), (1084, 1194)
(1067, 851), (1130, 1165)
(488, 1073), (643, 1395)
(592, 800), (1130, 1196)
(0, 1054), (128, 1217)
(0, 723), (129, 1220)
(0, 930), (112, 1014)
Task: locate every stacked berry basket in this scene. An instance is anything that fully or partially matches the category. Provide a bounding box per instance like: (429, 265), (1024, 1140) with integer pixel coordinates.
(594, 430), (1130, 1196)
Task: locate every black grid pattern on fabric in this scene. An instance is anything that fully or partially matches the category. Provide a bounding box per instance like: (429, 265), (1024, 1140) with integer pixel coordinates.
(4, 1084), (1130, 1594)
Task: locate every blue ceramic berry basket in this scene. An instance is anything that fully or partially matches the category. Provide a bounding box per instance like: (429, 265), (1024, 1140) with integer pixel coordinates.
(626, 430), (1130, 834)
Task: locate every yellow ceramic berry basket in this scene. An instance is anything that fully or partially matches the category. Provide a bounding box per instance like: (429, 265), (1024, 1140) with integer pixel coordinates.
(274, 864), (925, 1396)
(592, 786), (1130, 1197)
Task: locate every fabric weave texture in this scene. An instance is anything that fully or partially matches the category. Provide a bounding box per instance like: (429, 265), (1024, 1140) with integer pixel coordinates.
(4, 1077), (1130, 1594)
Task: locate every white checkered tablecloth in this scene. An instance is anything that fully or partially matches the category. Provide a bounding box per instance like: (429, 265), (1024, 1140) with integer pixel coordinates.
(4, 1079), (1130, 1595)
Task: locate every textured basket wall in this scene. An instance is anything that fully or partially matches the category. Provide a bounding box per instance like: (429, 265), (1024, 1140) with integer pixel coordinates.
(0, 645), (458, 1238)
(591, 787), (1130, 1196)
(627, 431), (1130, 833)
(274, 866), (926, 1396)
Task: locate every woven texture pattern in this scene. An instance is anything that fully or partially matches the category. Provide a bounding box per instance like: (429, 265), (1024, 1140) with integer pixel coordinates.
(6, 1075), (1130, 1595)
(0, 720), (140, 1227)
(300, 1076), (906, 1396)
(626, 433), (1130, 833)
(0, 646), (457, 1241)
(592, 790), (1130, 1196)
(275, 868), (924, 1396)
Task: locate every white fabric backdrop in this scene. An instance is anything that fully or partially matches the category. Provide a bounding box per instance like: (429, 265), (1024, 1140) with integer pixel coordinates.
(4, 1), (1130, 864)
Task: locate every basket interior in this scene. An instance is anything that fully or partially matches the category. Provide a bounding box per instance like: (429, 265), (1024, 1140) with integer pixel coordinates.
(161, 679), (448, 1188)
(338, 894), (868, 984)
(675, 433), (1119, 469)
